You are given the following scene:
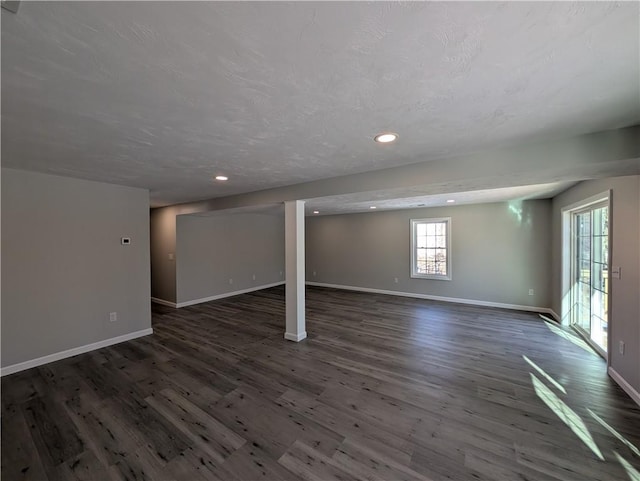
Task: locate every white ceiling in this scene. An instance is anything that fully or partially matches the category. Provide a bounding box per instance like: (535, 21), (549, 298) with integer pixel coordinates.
(2, 2), (639, 209)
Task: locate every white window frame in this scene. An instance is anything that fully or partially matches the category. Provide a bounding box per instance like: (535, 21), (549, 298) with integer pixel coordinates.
(411, 217), (452, 280)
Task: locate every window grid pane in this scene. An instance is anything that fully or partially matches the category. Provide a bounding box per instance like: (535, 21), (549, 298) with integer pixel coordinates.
(414, 220), (448, 277)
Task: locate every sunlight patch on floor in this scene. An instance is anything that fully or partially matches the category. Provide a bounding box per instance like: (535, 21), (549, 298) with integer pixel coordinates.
(614, 452), (640, 481)
(541, 319), (595, 355)
(531, 373), (604, 460)
(588, 408), (640, 458)
(523, 355), (567, 394)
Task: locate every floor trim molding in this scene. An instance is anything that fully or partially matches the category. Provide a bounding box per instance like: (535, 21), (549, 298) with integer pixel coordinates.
(172, 282), (286, 308)
(1, 328), (154, 377)
(284, 331), (307, 342)
(547, 309), (561, 323)
(539, 313), (561, 325)
(151, 297), (177, 308)
(306, 281), (555, 316)
(608, 367), (640, 407)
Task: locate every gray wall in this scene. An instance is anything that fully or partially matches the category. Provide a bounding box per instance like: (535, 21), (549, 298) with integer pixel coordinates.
(176, 212), (285, 304)
(551, 175), (640, 392)
(306, 200), (552, 308)
(1, 168), (151, 368)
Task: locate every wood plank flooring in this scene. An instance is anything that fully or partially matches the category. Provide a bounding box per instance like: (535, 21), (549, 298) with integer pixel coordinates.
(2, 286), (640, 480)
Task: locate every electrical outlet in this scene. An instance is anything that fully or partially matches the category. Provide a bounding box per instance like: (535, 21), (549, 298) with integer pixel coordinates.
(313, 271), (316, 277)
(109, 312), (117, 322)
(619, 341), (625, 355)
(168, 253), (174, 261)
(252, 274), (256, 281)
(529, 289), (534, 296)
(280, 271), (283, 277)
(229, 278), (233, 285)
(394, 277), (399, 284)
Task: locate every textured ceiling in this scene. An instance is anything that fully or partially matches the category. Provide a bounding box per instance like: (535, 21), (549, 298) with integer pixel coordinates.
(2, 2), (639, 207)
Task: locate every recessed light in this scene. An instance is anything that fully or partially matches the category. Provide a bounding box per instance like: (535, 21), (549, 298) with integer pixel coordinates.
(370, 206), (377, 209)
(215, 175), (228, 181)
(446, 199), (455, 203)
(374, 132), (398, 143)
(313, 210), (319, 214)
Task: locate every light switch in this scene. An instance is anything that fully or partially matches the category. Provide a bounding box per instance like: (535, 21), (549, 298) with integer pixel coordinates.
(168, 253), (175, 261)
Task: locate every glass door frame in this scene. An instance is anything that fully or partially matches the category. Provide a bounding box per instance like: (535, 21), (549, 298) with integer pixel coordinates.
(570, 201), (609, 358)
(560, 191), (612, 363)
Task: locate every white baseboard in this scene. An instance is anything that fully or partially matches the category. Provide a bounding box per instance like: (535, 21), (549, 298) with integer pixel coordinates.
(306, 282), (554, 316)
(1, 328), (154, 377)
(547, 309), (561, 323)
(284, 331), (307, 342)
(539, 313), (560, 324)
(173, 281), (285, 308)
(608, 367), (640, 407)
(151, 297), (177, 308)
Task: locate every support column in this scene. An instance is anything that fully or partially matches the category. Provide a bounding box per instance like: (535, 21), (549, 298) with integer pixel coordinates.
(284, 200), (306, 342)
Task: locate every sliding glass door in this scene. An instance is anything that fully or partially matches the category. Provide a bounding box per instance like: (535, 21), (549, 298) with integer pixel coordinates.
(571, 202), (609, 355)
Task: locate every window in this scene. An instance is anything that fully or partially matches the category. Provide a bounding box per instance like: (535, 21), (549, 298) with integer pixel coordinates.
(411, 217), (451, 280)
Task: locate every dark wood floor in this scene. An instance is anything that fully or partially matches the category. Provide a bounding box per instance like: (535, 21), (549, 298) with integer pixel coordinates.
(2, 286), (640, 481)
